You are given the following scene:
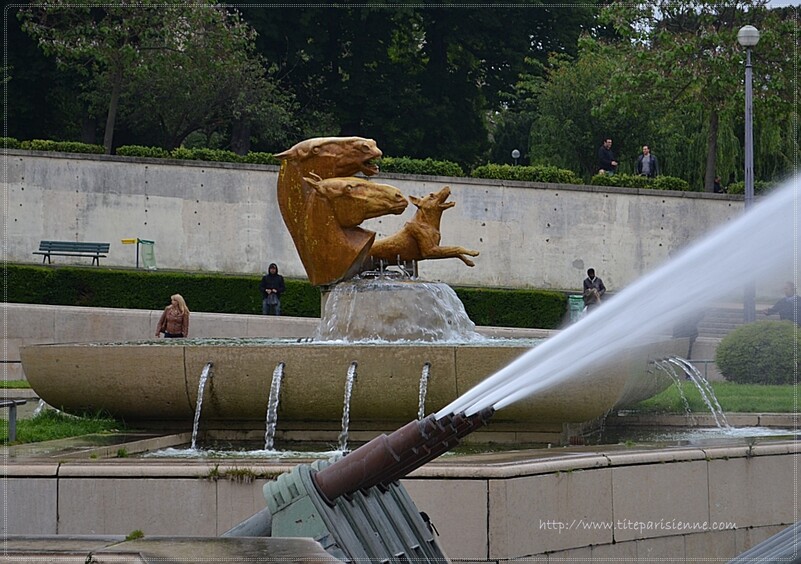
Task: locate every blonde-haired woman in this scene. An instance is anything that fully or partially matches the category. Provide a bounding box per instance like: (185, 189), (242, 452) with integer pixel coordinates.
(155, 294), (190, 338)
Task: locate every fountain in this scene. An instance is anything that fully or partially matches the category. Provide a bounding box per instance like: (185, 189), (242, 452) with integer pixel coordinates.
(21, 139), (794, 448)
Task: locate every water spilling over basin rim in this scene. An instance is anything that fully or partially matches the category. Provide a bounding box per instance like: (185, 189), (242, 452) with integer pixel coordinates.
(19, 337), (685, 433)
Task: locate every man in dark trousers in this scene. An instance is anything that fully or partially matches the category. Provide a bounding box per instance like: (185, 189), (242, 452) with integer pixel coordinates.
(635, 145), (659, 178)
(597, 138), (617, 175)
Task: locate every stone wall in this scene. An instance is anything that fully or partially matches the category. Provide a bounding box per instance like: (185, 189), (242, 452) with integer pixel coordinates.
(3, 441), (797, 561)
(4, 150), (742, 291)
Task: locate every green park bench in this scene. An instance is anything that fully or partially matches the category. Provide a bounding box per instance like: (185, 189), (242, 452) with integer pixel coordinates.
(33, 240), (110, 266)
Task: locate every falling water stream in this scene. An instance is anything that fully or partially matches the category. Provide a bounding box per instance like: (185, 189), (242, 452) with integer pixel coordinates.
(668, 357), (729, 428)
(190, 362), (213, 450)
(418, 362), (431, 420)
(264, 362), (285, 450)
(652, 359), (698, 425)
(338, 362), (358, 452)
(438, 179), (798, 419)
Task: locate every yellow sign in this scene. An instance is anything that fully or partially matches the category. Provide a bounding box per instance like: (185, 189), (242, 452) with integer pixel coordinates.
(121, 238), (137, 244)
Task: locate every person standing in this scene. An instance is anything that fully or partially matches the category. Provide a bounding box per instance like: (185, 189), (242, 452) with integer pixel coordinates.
(260, 263), (285, 315)
(635, 145), (659, 178)
(763, 281), (799, 325)
(155, 294), (190, 338)
(597, 138), (618, 175)
(582, 268), (607, 310)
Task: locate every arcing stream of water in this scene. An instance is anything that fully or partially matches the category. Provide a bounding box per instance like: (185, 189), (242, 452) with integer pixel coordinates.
(438, 178), (798, 419)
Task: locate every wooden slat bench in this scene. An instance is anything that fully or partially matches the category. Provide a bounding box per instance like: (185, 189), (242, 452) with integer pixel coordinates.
(33, 240), (110, 266)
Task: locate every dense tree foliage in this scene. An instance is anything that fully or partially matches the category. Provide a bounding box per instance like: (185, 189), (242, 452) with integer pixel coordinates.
(201, 4), (596, 164)
(15, 1), (291, 152)
(597, 0), (798, 190)
(5, 2), (795, 186)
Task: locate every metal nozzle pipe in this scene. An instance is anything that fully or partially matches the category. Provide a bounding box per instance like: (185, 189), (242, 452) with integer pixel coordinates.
(374, 407), (494, 488)
(313, 416), (436, 505)
(312, 409), (494, 504)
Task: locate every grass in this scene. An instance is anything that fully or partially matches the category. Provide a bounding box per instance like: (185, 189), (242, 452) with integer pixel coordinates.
(0, 380), (31, 389)
(631, 382), (796, 414)
(0, 410), (123, 444)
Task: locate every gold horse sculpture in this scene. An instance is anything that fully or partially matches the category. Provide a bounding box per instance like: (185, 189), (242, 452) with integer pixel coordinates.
(275, 137), (407, 285)
(275, 137), (478, 286)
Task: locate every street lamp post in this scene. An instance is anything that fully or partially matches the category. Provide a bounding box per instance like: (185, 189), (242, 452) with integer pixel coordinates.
(511, 149), (520, 166)
(738, 24), (760, 323)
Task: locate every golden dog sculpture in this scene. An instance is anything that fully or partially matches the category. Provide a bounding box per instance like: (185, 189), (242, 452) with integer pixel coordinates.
(275, 137), (407, 286)
(367, 185), (480, 267)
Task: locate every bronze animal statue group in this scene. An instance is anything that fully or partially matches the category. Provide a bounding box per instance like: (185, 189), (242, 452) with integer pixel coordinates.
(276, 136), (479, 286)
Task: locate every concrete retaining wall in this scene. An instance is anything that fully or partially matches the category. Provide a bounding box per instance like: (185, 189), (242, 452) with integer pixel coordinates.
(4, 150), (742, 290)
(3, 442), (796, 561)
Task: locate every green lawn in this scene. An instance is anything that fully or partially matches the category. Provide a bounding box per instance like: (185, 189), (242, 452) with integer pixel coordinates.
(0, 380), (31, 389)
(1, 410), (123, 444)
(632, 382), (797, 413)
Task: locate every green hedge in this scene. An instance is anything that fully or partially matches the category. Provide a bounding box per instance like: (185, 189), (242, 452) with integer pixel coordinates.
(379, 156), (465, 177)
(7, 263), (567, 329)
(455, 287), (567, 329)
(590, 173), (691, 191)
(725, 180), (777, 196)
(8, 264), (321, 317)
(471, 163), (582, 185)
(715, 320), (800, 384)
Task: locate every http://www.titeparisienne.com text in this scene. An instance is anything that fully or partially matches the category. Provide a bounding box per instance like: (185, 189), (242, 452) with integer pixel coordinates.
(540, 519), (736, 534)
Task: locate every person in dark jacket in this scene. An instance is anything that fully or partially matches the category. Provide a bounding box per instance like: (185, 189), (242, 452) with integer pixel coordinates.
(763, 281), (800, 326)
(597, 138), (617, 174)
(259, 263), (286, 315)
(635, 145), (659, 178)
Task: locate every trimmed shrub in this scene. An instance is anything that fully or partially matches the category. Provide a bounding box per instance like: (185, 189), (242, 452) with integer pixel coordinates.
(651, 176), (691, 191)
(725, 180), (777, 196)
(7, 264), (567, 329)
(590, 173), (690, 191)
(116, 145), (171, 159)
(176, 147), (243, 163)
(1, 136), (21, 149)
(715, 320), (799, 384)
(21, 139), (104, 154)
(380, 156), (465, 177)
(454, 287), (567, 329)
(242, 152), (280, 166)
(471, 163), (582, 185)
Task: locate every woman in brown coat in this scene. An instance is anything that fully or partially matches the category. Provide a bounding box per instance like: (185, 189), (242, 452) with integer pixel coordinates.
(155, 294), (190, 338)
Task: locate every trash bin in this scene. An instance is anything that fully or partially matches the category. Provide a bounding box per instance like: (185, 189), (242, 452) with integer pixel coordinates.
(568, 294), (585, 323)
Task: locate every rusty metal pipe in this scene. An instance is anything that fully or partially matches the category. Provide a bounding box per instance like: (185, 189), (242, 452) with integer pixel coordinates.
(375, 408), (494, 488)
(312, 409), (493, 504)
(313, 416), (435, 505)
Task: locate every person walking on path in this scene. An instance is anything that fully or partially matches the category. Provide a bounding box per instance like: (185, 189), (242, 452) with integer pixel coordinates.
(597, 138), (618, 175)
(635, 145), (659, 178)
(155, 294), (190, 338)
(260, 263), (286, 315)
(582, 268), (607, 311)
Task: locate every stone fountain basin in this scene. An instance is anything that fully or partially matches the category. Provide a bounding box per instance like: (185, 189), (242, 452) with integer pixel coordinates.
(20, 337), (684, 432)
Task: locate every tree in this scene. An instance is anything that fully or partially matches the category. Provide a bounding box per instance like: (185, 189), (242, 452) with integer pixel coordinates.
(599, 0), (798, 190)
(19, 0), (168, 153)
(524, 47), (647, 177)
(19, 1), (291, 153)
(240, 4), (597, 165)
(120, 6), (293, 150)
